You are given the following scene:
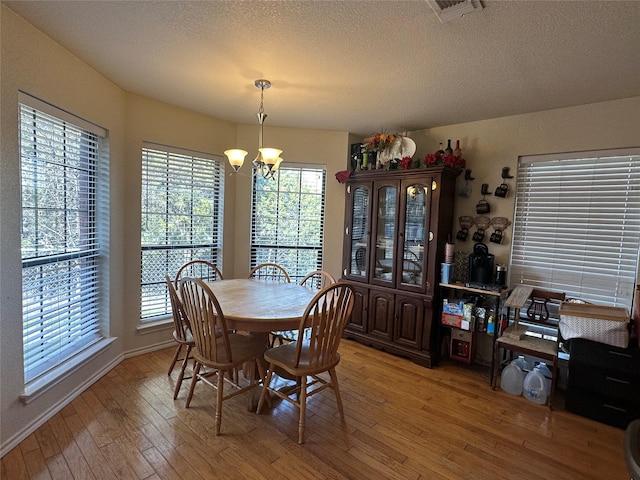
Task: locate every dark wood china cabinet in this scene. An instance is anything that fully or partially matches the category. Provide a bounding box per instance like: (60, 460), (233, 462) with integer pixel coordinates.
(341, 166), (457, 367)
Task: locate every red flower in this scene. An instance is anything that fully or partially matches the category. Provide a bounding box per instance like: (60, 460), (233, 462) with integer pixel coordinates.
(400, 156), (412, 170)
(424, 151), (466, 173)
(423, 152), (439, 167)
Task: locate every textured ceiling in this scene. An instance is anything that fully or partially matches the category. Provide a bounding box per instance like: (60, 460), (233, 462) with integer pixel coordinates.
(4, 0), (640, 136)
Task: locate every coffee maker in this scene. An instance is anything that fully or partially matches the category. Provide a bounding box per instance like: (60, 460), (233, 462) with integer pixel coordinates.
(468, 243), (495, 284)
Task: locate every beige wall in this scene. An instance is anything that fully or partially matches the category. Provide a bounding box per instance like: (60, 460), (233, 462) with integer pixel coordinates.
(1, 5), (128, 455)
(0, 4), (348, 453)
(410, 98), (640, 266)
(1, 2), (639, 455)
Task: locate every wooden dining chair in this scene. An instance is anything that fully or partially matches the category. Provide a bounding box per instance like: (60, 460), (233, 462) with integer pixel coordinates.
(179, 277), (267, 435)
(300, 270), (336, 291)
(175, 259), (223, 288)
(270, 270), (338, 347)
(354, 247), (367, 274)
(247, 262), (291, 283)
(165, 275), (195, 400)
(248, 263), (291, 345)
(257, 282), (355, 444)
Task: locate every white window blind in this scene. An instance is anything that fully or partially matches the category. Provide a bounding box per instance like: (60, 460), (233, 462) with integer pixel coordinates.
(510, 148), (640, 310)
(20, 94), (107, 384)
(250, 165), (326, 282)
(140, 144), (224, 320)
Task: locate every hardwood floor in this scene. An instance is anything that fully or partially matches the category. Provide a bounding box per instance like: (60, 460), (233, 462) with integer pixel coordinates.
(1, 340), (629, 479)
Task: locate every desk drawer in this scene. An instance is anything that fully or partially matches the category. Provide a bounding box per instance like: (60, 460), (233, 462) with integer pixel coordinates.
(569, 338), (639, 375)
(567, 367), (640, 401)
(565, 388), (640, 429)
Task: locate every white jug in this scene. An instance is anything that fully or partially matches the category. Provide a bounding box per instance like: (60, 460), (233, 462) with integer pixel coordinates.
(500, 360), (525, 396)
(523, 368), (548, 405)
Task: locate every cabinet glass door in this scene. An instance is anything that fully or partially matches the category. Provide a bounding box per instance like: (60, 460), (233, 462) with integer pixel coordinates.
(374, 184), (397, 283)
(349, 186), (370, 278)
(401, 183), (429, 287)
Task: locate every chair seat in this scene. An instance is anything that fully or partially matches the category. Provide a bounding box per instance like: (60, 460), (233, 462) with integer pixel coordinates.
(173, 329), (194, 345)
(193, 333), (266, 370)
(177, 325), (227, 345)
(265, 341), (340, 377)
(496, 334), (558, 358)
(272, 327), (310, 344)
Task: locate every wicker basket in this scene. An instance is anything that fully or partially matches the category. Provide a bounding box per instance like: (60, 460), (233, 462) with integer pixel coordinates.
(559, 302), (630, 348)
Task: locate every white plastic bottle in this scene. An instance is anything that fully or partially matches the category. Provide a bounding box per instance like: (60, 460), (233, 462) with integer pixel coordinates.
(500, 360), (525, 396)
(514, 355), (532, 372)
(523, 367), (548, 404)
(535, 363), (553, 395)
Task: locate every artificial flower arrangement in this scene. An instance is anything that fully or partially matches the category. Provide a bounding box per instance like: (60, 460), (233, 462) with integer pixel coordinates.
(364, 133), (397, 152)
(424, 149), (466, 174)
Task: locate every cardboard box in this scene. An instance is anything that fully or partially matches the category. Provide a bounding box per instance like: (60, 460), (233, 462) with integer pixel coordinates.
(441, 299), (464, 328)
(450, 328), (475, 363)
(441, 299), (474, 330)
(442, 299), (465, 316)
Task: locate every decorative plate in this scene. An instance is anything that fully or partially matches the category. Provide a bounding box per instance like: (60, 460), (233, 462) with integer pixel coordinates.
(401, 137), (416, 158)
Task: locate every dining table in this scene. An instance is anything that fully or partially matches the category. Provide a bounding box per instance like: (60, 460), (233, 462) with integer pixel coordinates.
(203, 278), (317, 410)
(204, 278), (317, 332)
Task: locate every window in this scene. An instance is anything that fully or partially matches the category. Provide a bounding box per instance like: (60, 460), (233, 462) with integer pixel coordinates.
(250, 164), (326, 282)
(20, 93), (108, 385)
(510, 148), (640, 311)
(140, 144), (224, 321)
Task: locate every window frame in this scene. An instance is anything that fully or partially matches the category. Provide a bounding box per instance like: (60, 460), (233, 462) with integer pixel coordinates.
(509, 147), (640, 313)
(250, 163), (326, 283)
(140, 143), (224, 322)
(18, 92), (111, 399)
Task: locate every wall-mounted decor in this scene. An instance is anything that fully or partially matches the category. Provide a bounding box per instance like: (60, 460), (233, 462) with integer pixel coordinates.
(456, 215), (474, 241)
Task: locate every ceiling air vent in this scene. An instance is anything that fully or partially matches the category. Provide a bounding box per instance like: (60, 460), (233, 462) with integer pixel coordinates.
(427, 0), (483, 23)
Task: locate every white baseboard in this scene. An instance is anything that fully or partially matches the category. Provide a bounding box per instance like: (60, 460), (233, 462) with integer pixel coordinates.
(124, 340), (175, 359)
(0, 339), (176, 458)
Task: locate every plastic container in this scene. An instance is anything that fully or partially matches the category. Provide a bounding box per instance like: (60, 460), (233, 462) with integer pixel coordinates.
(500, 360), (526, 396)
(523, 368), (548, 404)
(514, 355), (532, 372)
(535, 363), (552, 395)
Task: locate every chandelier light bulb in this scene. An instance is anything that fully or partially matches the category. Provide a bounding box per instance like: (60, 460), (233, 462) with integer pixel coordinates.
(259, 148), (283, 167)
(224, 149), (248, 172)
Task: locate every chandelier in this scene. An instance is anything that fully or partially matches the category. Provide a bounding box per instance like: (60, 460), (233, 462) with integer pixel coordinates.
(224, 79), (283, 179)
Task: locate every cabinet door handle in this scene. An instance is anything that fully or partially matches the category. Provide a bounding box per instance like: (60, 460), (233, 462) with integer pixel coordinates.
(603, 403), (627, 413)
(609, 351), (632, 359)
(605, 376), (630, 385)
